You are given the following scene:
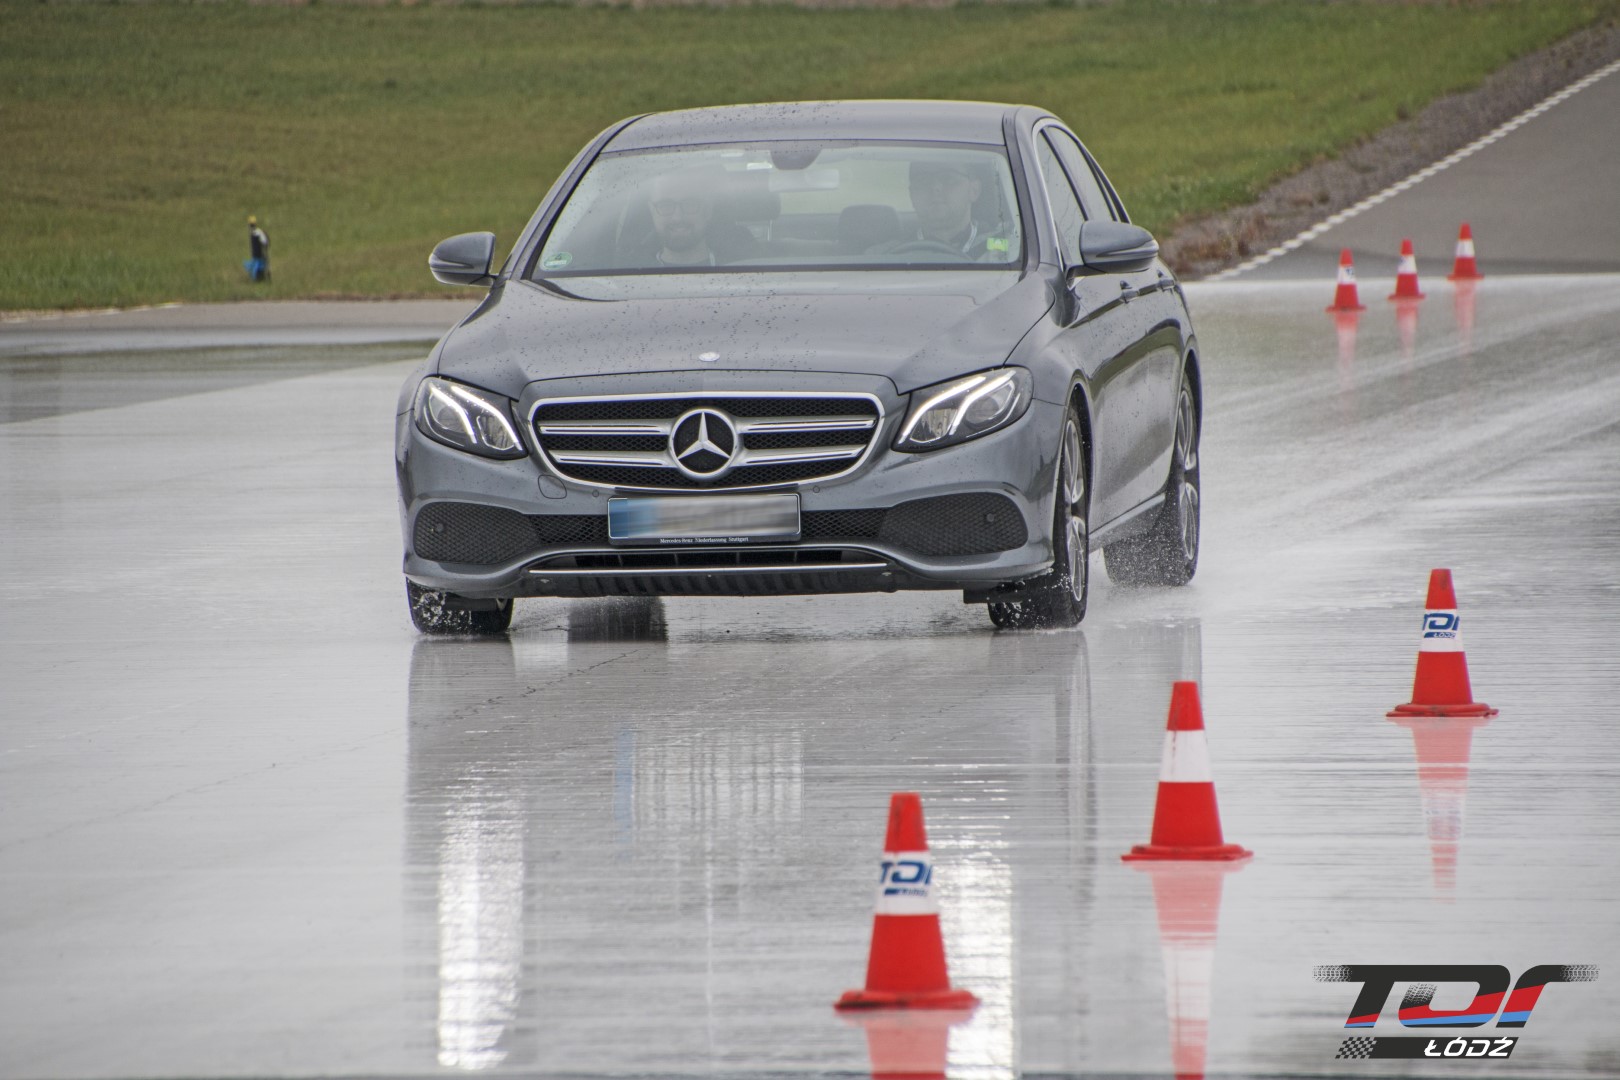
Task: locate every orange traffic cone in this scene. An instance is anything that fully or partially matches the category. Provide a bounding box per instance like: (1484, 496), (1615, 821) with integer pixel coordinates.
(1130, 862), (1246, 1080)
(840, 1009), (974, 1079)
(1389, 714), (1490, 899)
(1388, 569), (1497, 718)
(1388, 238), (1426, 301)
(836, 793), (980, 1010)
(1123, 683), (1252, 862)
(1447, 223), (1483, 281)
(1325, 249), (1367, 312)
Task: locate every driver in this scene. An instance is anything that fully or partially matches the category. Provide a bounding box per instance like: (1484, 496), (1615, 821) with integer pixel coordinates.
(907, 160), (989, 258)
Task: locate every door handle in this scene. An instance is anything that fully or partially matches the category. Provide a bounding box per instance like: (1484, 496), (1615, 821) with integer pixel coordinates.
(1118, 279), (1141, 302)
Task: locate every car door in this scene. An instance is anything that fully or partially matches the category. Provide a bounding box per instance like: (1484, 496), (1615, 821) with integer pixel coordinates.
(1033, 128), (1157, 528)
(1045, 126), (1186, 520)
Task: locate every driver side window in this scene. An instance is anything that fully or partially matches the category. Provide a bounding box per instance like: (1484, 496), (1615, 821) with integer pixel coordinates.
(1037, 138), (1084, 267)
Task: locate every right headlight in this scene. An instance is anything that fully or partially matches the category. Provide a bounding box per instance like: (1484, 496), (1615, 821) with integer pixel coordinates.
(894, 367), (1032, 452)
(413, 377), (526, 459)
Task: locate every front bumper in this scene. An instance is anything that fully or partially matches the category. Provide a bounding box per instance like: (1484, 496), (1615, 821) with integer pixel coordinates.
(396, 371), (1061, 599)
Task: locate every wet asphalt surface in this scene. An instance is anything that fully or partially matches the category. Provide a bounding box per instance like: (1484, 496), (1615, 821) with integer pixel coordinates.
(3, 269), (1619, 1078)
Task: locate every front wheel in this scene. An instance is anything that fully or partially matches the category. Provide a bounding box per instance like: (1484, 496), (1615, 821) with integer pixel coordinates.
(988, 409), (1088, 629)
(407, 580), (514, 635)
(1104, 371), (1200, 587)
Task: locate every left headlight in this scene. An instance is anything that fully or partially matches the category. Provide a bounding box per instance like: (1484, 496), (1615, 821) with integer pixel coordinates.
(413, 377), (526, 459)
(894, 367), (1032, 452)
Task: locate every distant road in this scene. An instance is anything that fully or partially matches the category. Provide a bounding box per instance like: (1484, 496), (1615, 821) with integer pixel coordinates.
(1241, 62), (1620, 281)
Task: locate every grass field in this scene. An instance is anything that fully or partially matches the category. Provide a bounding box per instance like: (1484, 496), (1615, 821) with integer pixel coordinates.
(1, 0), (1614, 310)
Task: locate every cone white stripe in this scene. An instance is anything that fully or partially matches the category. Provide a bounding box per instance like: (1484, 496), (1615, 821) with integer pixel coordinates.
(873, 850), (937, 916)
(1456, 238), (1476, 258)
(1159, 730), (1214, 783)
(1396, 252), (1418, 275)
(1338, 263), (1357, 284)
(1418, 608), (1465, 653)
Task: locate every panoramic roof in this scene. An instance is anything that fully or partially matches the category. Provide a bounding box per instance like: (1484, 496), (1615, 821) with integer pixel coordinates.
(606, 99), (1020, 151)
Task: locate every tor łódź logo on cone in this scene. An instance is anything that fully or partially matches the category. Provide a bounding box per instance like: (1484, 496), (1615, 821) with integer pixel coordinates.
(1317, 965), (1597, 1060)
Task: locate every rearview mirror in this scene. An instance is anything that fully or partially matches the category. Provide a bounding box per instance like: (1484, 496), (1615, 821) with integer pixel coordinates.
(429, 232), (497, 286)
(1077, 220), (1158, 274)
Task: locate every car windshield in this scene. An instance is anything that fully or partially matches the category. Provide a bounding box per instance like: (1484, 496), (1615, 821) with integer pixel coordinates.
(532, 141), (1024, 278)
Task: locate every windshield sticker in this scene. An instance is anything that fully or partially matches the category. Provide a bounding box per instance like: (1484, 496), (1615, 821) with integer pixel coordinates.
(541, 251), (574, 270)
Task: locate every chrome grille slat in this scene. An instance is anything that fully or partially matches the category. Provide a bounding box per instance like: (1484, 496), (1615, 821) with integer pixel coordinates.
(735, 417), (876, 434)
(738, 446), (864, 465)
(549, 451), (675, 468)
(531, 392), (884, 491)
(538, 422), (671, 437)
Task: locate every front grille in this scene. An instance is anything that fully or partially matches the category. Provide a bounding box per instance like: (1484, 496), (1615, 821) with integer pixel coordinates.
(533, 393), (882, 491)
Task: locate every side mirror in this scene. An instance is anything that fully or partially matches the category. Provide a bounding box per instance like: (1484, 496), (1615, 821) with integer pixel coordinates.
(429, 232), (497, 286)
(1076, 220), (1159, 275)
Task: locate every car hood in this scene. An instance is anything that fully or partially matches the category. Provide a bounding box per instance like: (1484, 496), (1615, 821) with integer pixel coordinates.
(433, 271), (1054, 398)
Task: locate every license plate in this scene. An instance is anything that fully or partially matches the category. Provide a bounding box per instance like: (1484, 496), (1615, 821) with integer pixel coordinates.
(608, 493), (801, 545)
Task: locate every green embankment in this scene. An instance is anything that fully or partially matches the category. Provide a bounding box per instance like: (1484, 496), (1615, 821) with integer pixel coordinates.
(1, 0), (1612, 309)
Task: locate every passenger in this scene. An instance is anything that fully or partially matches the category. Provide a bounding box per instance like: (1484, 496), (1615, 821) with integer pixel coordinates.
(636, 168), (761, 268)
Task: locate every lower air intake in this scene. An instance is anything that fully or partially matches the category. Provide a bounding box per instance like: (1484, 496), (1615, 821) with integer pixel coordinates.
(413, 502), (608, 565)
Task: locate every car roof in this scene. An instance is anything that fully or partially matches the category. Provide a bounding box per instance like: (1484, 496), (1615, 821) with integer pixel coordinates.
(606, 100), (1025, 151)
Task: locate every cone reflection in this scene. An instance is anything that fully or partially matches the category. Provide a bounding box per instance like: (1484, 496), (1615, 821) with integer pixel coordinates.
(1130, 861), (1246, 1080)
(1390, 715), (1490, 900)
(1453, 279), (1478, 350)
(842, 1008), (976, 1080)
(1333, 310), (1360, 390)
(1394, 299), (1421, 367)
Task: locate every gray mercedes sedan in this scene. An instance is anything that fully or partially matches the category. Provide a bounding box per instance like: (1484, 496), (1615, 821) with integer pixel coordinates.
(396, 100), (1202, 632)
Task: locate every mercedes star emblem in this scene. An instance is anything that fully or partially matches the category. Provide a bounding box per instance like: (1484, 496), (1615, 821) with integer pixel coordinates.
(670, 408), (739, 479)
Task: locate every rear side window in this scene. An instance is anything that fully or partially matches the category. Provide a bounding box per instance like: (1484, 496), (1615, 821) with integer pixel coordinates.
(1044, 128), (1119, 222)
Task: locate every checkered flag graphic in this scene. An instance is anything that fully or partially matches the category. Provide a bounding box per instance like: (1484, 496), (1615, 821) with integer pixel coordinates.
(1337, 1037), (1377, 1059)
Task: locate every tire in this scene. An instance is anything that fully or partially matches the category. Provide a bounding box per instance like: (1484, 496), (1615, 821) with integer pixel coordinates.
(988, 408), (1089, 629)
(406, 580), (514, 635)
(1103, 371), (1200, 587)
